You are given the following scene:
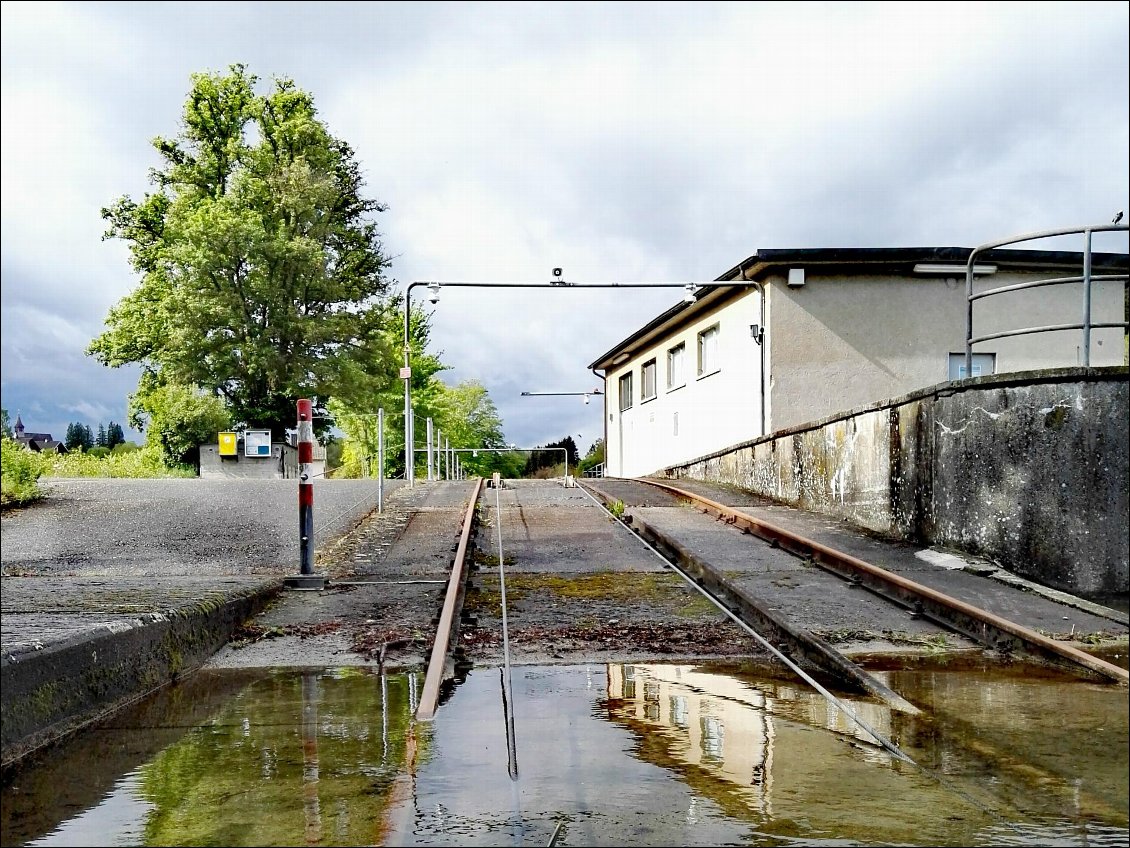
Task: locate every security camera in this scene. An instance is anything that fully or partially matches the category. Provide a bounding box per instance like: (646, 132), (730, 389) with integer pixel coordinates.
(552, 268), (563, 278)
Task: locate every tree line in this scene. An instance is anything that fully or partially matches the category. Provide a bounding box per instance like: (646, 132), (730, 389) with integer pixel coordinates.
(63, 421), (127, 452)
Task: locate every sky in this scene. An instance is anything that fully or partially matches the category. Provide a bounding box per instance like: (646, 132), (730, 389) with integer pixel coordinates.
(2, 1), (1128, 457)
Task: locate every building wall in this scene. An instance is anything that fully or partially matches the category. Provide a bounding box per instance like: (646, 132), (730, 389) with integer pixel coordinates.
(605, 291), (763, 477)
(664, 367), (1129, 599)
(766, 269), (1125, 431)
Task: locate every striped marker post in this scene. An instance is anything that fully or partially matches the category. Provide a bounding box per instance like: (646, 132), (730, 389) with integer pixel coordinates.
(285, 398), (326, 590)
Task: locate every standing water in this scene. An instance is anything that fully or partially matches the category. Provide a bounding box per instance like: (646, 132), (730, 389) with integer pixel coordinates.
(1, 661), (1126, 846)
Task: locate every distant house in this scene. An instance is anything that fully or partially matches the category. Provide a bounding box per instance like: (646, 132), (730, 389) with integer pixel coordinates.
(589, 246), (1128, 478)
(10, 415), (67, 453)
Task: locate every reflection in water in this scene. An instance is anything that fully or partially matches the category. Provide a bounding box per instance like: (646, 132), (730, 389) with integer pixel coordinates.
(1, 663), (1126, 847)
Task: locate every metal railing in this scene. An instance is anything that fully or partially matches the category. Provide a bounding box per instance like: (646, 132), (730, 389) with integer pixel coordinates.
(965, 222), (1129, 377)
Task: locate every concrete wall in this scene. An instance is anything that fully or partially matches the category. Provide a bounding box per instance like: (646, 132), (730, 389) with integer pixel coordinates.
(664, 367), (1129, 600)
(199, 442), (325, 480)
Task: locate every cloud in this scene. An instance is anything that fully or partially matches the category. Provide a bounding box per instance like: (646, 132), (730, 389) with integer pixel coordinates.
(1, 1), (1127, 453)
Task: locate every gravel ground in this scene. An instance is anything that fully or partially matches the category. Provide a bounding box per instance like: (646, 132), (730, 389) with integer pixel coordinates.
(1, 477), (400, 577)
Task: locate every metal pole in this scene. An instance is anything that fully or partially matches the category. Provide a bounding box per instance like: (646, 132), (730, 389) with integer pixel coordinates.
(1083, 228), (1093, 366)
(284, 399), (325, 589)
(403, 284), (418, 488)
(297, 399), (315, 575)
(427, 418), (435, 481)
(377, 408), (384, 513)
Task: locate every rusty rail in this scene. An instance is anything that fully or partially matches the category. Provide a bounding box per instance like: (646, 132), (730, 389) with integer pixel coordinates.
(638, 478), (1128, 685)
(416, 476), (484, 720)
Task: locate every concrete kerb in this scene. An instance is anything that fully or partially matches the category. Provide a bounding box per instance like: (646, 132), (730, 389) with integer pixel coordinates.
(0, 578), (283, 773)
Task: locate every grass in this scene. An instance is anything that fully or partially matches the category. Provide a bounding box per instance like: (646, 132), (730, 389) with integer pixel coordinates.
(45, 446), (195, 479)
(1, 437), (195, 510)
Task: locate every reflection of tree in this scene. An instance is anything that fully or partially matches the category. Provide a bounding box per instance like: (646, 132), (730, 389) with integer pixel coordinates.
(138, 669), (429, 846)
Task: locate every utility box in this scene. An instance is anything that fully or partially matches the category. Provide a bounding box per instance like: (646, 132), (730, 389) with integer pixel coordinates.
(244, 430), (272, 458)
(218, 431), (238, 456)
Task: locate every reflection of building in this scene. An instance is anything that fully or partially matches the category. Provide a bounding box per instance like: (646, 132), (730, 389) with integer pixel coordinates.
(11, 414), (66, 453)
(605, 664), (901, 820)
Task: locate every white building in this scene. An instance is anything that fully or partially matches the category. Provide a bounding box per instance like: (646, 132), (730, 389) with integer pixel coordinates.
(590, 247), (1128, 478)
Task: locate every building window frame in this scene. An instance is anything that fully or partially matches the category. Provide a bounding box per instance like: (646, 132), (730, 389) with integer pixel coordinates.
(697, 324), (720, 378)
(666, 342), (686, 391)
(618, 371), (633, 412)
(641, 358), (657, 402)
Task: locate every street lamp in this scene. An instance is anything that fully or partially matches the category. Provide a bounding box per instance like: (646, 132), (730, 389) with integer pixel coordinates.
(402, 277), (757, 485)
(520, 389), (604, 405)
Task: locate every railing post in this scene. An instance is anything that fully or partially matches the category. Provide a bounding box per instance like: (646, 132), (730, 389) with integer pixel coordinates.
(1082, 228), (1093, 366)
(286, 398), (326, 590)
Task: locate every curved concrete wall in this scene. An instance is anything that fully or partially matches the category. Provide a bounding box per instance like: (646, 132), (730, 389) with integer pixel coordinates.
(664, 367), (1129, 599)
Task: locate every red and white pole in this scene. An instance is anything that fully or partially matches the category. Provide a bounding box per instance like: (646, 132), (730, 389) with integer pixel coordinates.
(297, 398), (315, 577)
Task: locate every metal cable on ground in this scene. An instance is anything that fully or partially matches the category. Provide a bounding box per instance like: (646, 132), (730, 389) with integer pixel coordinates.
(495, 484), (519, 780)
(576, 482), (911, 760)
(576, 483), (1026, 834)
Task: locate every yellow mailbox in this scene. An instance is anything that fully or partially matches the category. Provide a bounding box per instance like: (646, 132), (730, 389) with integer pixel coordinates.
(218, 431), (238, 456)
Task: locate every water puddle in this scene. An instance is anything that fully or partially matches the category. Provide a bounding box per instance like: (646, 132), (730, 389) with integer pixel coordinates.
(2, 661), (1126, 846)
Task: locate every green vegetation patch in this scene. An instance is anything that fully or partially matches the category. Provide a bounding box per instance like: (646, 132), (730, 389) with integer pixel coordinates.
(1, 437), (49, 508)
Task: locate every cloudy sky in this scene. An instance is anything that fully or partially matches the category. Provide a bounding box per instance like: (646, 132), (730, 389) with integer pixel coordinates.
(2, 1), (1128, 455)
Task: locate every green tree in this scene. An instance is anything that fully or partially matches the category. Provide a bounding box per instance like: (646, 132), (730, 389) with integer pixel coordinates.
(65, 422), (94, 452)
(576, 437), (605, 476)
(0, 408), (11, 439)
(88, 64), (395, 438)
(107, 421), (126, 449)
(524, 435), (579, 476)
(130, 380), (231, 466)
(329, 300), (448, 479)
(96, 423), (108, 447)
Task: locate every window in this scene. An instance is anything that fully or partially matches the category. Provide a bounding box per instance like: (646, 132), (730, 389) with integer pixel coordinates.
(697, 324), (720, 376)
(618, 372), (633, 411)
(948, 352), (996, 380)
(666, 342), (686, 390)
(641, 359), (657, 400)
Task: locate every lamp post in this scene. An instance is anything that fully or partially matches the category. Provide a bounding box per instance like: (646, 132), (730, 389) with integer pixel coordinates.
(402, 277), (755, 486)
(520, 389), (604, 405)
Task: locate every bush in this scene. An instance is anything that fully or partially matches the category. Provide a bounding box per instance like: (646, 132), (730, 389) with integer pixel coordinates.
(46, 444), (195, 479)
(1, 437), (49, 507)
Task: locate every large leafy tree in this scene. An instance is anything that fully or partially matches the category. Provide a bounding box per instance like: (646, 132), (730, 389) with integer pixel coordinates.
(89, 64), (394, 437)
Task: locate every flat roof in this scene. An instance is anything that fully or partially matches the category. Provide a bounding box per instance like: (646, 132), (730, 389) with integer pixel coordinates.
(589, 246), (1129, 371)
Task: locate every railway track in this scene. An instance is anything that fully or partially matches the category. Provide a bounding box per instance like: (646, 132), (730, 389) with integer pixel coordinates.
(582, 476), (1128, 687)
(415, 475), (1126, 725)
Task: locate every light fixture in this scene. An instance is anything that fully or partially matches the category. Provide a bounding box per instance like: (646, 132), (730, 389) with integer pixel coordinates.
(583, 395), (591, 405)
(426, 283), (441, 304)
(611, 353), (630, 365)
(913, 264), (997, 276)
(683, 284), (698, 303)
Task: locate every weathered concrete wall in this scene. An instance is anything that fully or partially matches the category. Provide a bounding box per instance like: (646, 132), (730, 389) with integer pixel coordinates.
(199, 442), (325, 480)
(664, 367), (1129, 599)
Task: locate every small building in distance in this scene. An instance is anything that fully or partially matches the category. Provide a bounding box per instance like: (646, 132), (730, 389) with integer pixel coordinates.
(10, 414), (66, 453)
(198, 430), (326, 480)
(590, 246), (1128, 478)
